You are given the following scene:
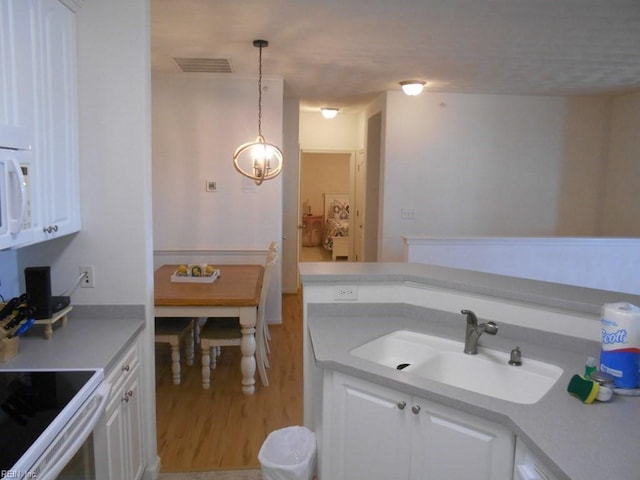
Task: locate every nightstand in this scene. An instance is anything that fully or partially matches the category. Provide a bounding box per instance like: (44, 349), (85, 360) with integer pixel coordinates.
(302, 215), (323, 246)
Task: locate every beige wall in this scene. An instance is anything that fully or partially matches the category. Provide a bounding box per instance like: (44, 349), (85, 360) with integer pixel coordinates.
(300, 152), (351, 218)
(601, 91), (640, 236)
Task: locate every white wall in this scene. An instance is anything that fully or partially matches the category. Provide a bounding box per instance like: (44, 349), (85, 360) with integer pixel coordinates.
(403, 236), (640, 295)
(152, 73), (283, 321)
(380, 92), (610, 260)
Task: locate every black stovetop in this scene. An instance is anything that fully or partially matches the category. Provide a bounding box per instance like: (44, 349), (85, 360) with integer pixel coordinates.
(0, 370), (96, 472)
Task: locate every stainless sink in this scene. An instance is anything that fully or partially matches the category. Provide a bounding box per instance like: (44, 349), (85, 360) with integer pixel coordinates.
(350, 330), (563, 404)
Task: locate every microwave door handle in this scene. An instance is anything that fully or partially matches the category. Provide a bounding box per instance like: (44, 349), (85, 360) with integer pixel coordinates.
(7, 157), (27, 234)
(36, 382), (112, 480)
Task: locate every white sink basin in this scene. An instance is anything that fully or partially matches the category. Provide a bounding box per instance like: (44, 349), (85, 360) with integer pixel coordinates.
(350, 330), (563, 405)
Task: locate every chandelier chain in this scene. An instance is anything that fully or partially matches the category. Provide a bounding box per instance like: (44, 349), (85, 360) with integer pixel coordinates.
(257, 43), (263, 136)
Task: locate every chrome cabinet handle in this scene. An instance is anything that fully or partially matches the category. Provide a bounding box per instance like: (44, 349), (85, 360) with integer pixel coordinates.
(412, 405), (421, 415)
(122, 390), (134, 402)
(397, 401), (407, 410)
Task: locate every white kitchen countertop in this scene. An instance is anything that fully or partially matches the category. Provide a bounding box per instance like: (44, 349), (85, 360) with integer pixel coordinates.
(0, 306), (145, 372)
(300, 263), (640, 480)
(307, 305), (640, 480)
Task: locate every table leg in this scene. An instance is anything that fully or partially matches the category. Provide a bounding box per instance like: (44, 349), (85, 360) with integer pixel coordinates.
(239, 306), (257, 395)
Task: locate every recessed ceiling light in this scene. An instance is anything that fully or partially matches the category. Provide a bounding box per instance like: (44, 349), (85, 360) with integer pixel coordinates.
(321, 108), (339, 119)
(400, 80), (427, 96)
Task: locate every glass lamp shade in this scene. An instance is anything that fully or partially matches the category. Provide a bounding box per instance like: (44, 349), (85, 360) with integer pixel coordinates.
(233, 134), (283, 186)
(400, 80), (426, 96)
(321, 108), (339, 119)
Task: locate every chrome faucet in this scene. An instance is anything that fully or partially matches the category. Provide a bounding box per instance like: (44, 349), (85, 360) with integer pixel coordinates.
(461, 309), (498, 355)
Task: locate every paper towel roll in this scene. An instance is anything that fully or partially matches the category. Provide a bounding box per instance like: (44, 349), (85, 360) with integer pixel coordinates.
(600, 302), (640, 388)
(601, 303), (640, 350)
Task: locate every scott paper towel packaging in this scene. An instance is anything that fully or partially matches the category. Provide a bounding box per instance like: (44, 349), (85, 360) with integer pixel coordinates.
(600, 302), (640, 389)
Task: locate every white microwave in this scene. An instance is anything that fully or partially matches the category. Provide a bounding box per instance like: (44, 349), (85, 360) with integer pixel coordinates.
(0, 143), (33, 249)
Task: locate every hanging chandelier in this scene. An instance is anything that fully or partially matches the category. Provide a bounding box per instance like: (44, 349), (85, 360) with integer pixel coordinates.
(233, 39), (283, 186)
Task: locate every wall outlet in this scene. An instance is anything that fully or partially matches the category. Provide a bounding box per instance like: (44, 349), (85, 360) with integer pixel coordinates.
(401, 208), (416, 220)
(79, 265), (95, 288)
(206, 180), (217, 192)
(334, 285), (358, 300)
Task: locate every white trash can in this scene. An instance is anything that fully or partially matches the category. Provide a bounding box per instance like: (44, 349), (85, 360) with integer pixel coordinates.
(258, 426), (316, 480)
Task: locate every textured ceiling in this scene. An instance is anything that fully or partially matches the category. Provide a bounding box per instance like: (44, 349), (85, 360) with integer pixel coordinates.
(151, 0), (640, 112)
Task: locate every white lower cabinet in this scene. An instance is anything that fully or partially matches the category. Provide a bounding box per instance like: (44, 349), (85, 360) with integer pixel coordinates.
(322, 372), (515, 480)
(94, 337), (144, 480)
(513, 438), (560, 480)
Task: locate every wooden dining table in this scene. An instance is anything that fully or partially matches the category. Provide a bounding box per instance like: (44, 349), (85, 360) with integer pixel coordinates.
(154, 264), (264, 395)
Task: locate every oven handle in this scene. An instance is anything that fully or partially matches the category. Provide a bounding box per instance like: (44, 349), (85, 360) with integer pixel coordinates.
(37, 382), (112, 480)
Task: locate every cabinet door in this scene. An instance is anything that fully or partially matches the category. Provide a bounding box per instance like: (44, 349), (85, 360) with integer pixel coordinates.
(122, 366), (144, 480)
(94, 340), (143, 480)
(0, 0), (38, 142)
(411, 399), (515, 480)
(36, 0), (80, 240)
(95, 387), (128, 480)
(326, 372), (411, 480)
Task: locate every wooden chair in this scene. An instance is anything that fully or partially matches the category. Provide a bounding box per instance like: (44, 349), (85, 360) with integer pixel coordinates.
(263, 247), (278, 352)
(199, 254), (277, 388)
(154, 317), (194, 385)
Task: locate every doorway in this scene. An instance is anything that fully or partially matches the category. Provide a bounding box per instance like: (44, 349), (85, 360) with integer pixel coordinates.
(299, 150), (353, 263)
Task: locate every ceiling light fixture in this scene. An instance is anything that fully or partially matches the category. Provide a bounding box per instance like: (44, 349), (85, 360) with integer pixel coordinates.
(233, 39), (283, 186)
(400, 80), (426, 96)
(321, 108), (339, 119)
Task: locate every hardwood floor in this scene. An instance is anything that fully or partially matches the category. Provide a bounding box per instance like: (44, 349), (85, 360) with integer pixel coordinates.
(155, 293), (303, 472)
(299, 246), (332, 262)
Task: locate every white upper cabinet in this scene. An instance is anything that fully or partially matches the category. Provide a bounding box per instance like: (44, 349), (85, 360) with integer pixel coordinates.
(0, 1), (37, 144)
(33, 0), (80, 241)
(0, 0), (80, 250)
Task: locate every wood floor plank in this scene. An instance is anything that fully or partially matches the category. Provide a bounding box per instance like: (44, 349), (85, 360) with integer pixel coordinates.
(155, 292), (303, 472)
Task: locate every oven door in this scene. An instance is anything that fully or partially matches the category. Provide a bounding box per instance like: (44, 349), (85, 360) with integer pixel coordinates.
(0, 370), (111, 480)
(27, 382), (111, 480)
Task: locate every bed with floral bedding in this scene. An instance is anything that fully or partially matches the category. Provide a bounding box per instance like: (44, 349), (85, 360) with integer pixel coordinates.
(322, 193), (351, 261)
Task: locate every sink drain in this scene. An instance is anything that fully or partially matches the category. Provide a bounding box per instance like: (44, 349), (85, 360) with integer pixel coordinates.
(396, 363), (411, 371)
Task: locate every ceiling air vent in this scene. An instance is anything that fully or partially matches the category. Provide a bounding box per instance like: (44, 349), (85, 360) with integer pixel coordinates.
(173, 57), (232, 73)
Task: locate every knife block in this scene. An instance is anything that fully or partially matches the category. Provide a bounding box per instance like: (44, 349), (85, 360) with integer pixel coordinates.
(0, 336), (19, 363)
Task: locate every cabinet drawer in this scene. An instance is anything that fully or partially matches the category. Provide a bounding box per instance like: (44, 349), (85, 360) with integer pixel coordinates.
(106, 341), (140, 393)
